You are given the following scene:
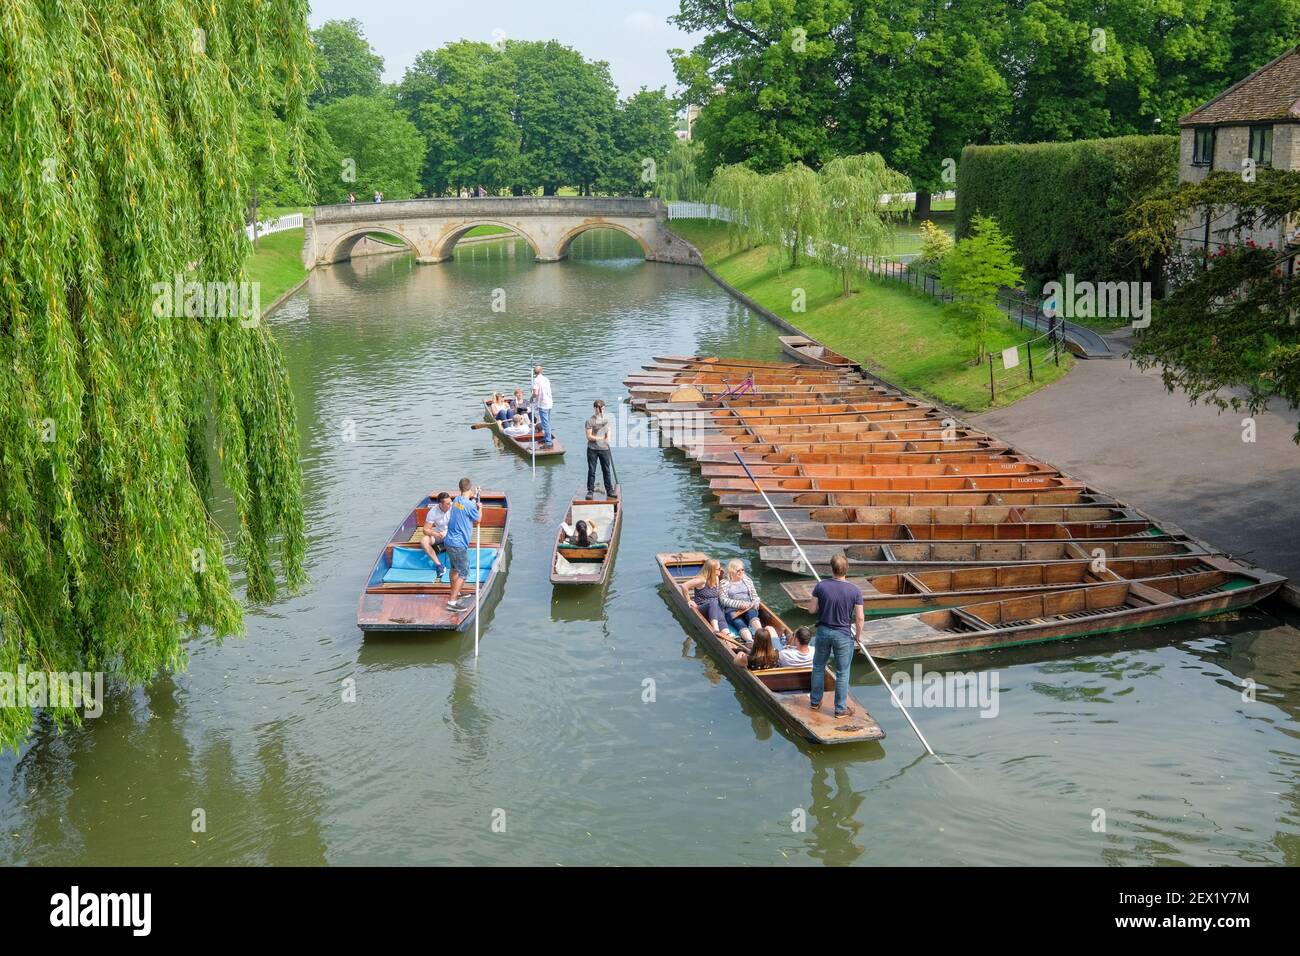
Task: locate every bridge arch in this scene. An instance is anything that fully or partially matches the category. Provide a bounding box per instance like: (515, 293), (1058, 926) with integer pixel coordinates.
(555, 221), (651, 260)
(432, 220), (542, 260)
(323, 227), (420, 264)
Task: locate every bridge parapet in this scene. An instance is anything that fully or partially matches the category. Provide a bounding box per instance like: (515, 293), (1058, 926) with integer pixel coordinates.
(305, 195), (697, 267)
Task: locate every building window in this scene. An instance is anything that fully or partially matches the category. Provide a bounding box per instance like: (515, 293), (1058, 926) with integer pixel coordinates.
(1249, 125), (1273, 167)
(1192, 127), (1215, 167)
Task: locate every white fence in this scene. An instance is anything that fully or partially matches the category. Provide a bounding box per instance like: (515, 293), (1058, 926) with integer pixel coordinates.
(665, 202), (737, 222)
(245, 212), (304, 241)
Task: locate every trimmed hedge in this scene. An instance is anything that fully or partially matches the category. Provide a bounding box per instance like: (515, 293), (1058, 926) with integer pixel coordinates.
(955, 136), (1178, 292)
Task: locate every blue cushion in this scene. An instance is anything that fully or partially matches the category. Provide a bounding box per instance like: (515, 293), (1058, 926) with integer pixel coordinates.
(382, 547), (498, 585)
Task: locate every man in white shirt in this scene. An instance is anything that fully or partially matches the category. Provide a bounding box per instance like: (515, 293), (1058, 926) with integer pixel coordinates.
(778, 627), (815, 667)
(420, 492), (453, 573)
(532, 364), (555, 448)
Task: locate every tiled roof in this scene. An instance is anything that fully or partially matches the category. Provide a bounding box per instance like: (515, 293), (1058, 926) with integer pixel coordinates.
(1180, 46), (1300, 125)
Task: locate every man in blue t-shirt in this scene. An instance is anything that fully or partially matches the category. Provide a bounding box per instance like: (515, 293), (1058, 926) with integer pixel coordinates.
(807, 553), (863, 717)
(444, 478), (482, 613)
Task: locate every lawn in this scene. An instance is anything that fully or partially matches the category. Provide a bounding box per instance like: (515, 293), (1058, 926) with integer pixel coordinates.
(245, 228), (308, 308)
(668, 219), (1070, 412)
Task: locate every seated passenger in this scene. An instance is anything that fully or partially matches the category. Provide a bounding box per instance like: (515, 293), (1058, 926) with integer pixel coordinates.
(419, 492), (453, 573)
(503, 413), (533, 437)
(677, 558), (726, 636)
(735, 626), (780, 671)
(560, 519), (598, 547)
(512, 388), (531, 421)
(777, 626), (815, 667)
(489, 393), (512, 421)
(721, 558), (763, 645)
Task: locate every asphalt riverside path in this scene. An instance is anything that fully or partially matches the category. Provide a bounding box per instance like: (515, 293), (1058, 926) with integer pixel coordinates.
(971, 328), (1300, 588)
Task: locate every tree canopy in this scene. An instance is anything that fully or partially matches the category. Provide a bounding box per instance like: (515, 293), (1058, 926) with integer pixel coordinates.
(673, 0), (1300, 213)
(316, 94), (425, 201)
(396, 39), (677, 196)
(1, 0), (312, 751)
(310, 18), (385, 106)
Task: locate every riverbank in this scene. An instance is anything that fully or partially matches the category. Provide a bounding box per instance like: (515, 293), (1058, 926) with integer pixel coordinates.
(667, 219), (1070, 412)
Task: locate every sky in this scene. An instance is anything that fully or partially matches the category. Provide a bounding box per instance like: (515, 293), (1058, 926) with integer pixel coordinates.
(306, 1), (699, 98)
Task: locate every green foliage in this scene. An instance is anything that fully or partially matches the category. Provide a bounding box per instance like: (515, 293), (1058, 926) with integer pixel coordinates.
(940, 215), (1023, 363)
(1124, 169), (1300, 442)
(674, 0), (1295, 199)
(310, 19), (384, 106)
(0, 0), (310, 752)
(955, 136), (1178, 291)
(656, 139), (707, 203)
(818, 154), (911, 294)
(601, 89), (678, 197)
(316, 95), (424, 201)
(915, 219), (956, 276)
(707, 153), (910, 282)
(395, 40), (674, 196)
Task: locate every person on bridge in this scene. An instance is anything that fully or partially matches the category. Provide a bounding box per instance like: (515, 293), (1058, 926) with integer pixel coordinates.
(531, 365), (554, 449)
(585, 399), (615, 499)
(348, 192), (356, 204)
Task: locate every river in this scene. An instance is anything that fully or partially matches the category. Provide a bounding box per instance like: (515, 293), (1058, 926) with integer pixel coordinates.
(2, 233), (1297, 866)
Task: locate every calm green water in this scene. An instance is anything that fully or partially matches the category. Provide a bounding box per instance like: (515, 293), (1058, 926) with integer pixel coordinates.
(3, 234), (1298, 866)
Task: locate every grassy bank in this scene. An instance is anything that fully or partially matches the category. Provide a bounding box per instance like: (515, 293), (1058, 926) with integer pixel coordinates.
(246, 228), (308, 308)
(669, 219), (1070, 412)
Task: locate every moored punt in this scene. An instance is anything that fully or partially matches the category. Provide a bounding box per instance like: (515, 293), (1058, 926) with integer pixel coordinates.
(714, 489), (1118, 512)
(673, 430), (996, 455)
(682, 409), (949, 433)
(706, 451), (1030, 470)
(778, 334), (860, 371)
(759, 538), (1209, 576)
(652, 354), (835, 370)
(745, 518), (1161, 548)
(481, 399), (565, 459)
(781, 555), (1242, 616)
(856, 564), (1286, 660)
(357, 492), (510, 633)
(733, 503), (1141, 527)
(698, 460), (1058, 481)
(638, 391), (903, 413)
(656, 552), (883, 745)
(708, 475), (1086, 494)
(550, 489), (623, 586)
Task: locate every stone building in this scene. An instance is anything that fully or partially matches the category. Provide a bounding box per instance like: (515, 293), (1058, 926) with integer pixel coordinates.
(1178, 46), (1300, 259)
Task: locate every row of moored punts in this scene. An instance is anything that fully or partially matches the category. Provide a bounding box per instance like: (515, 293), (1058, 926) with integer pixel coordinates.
(627, 343), (1284, 689)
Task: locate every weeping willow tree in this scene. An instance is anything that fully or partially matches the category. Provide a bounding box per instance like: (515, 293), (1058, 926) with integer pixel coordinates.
(705, 163), (766, 250)
(755, 162), (823, 270)
(0, 1), (312, 751)
(818, 154), (911, 296)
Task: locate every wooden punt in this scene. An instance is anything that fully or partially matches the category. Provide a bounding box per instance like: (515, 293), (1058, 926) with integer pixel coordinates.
(733, 503), (1141, 528)
(357, 492), (510, 633)
(682, 400), (933, 419)
(639, 391), (903, 413)
(759, 539), (1208, 576)
(715, 489), (1118, 512)
(657, 551), (883, 745)
(678, 436), (1008, 456)
(703, 452), (1030, 470)
(708, 474), (1086, 494)
(778, 334), (860, 371)
(684, 410), (948, 433)
(481, 399), (564, 459)
(652, 355), (835, 370)
(856, 562), (1285, 660)
(550, 489), (623, 586)
(781, 555), (1241, 616)
(699, 460), (1058, 481)
(745, 518), (1160, 548)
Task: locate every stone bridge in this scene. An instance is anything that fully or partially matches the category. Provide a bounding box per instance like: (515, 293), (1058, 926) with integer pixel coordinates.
(304, 196), (701, 267)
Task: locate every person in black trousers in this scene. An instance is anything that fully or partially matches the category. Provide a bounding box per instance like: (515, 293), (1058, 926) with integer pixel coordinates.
(585, 399), (616, 499)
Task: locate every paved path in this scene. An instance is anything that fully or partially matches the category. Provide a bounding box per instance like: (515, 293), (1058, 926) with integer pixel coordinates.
(972, 331), (1300, 582)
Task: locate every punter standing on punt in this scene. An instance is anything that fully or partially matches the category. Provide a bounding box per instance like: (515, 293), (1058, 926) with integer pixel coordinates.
(444, 478), (482, 614)
(532, 365), (555, 449)
(807, 554), (863, 718)
(585, 399), (615, 498)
